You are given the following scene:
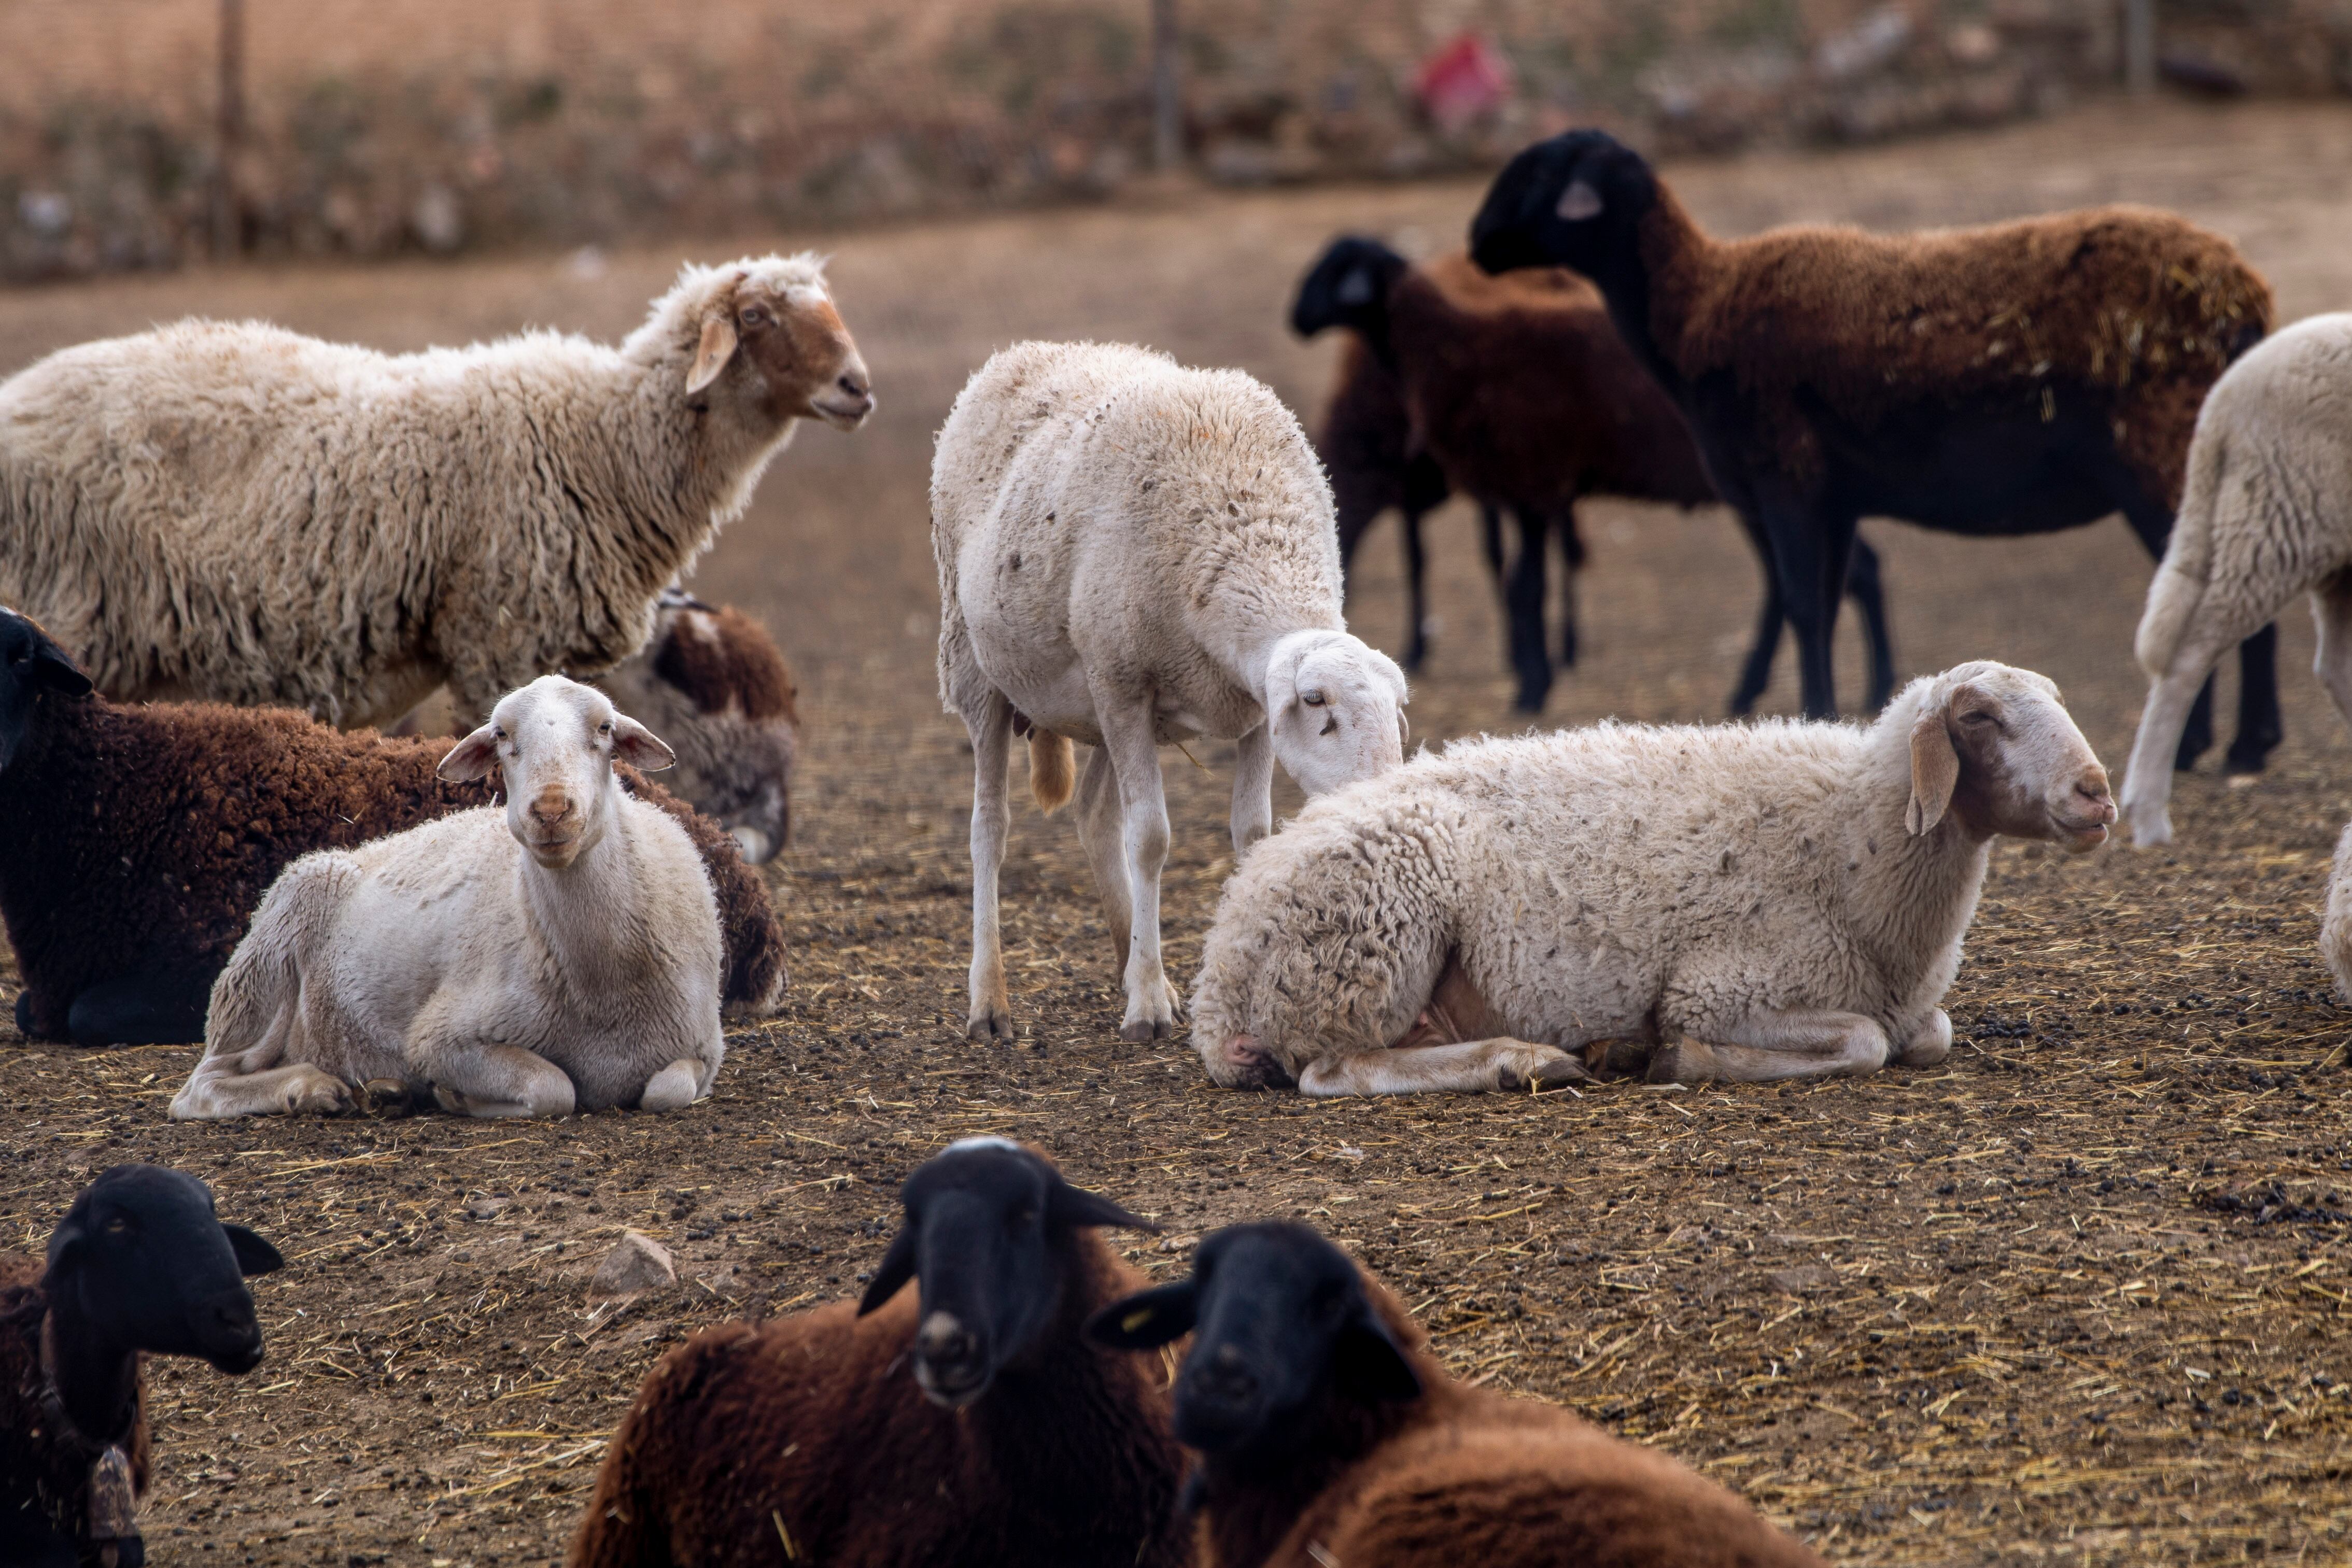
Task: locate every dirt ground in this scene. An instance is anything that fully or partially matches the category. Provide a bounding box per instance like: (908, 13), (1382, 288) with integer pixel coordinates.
(5, 97), (2352, 1567)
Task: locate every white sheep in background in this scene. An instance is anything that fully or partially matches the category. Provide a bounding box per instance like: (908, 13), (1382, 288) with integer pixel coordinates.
(170, 676), (725, 1120)
(2320, 823), (2352, 1002)
(933, 341), (1409, 1044)
(0, 254), (871, 729)
(1192, 660), (2114, 1095)
(2122, 314), (2352, 846)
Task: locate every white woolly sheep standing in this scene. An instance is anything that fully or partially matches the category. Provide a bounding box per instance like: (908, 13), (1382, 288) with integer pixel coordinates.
(1192, 660), (2114, 1095)
(933, 341), (1409, 1044)
(0, 254), (871, 729)
(171, 676), (725, 1121)
(2122, 314), (2352, 846)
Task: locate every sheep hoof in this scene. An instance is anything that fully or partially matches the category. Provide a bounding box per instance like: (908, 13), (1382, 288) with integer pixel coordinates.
(1645, 1039), (1720, 1085)
(432, 1083), (473, 1115)
(965, 1004), (1015, 1043)
(1584, 1039), (1653, 1079)
(358, 1078), (417, 1117)
(2122, 800), (2173, 847)
(284, 1073), (354, 1115)
(1119, 1012), (1174, 1044)
(1494, 1042), (1588, 1092)
(1895, 1009), (1952, 1068)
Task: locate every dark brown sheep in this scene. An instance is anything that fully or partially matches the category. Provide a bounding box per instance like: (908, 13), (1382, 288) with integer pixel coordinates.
(0, 609), (785, 1047)
(1092, 1222), (1825, 1568)
(2, 1166), (281, 1568)
(1294, 238), (1892, 715)
(594, 590), (800, 864)
(570, 1140), (1186, 1568)
(1470, 129), (2278, 767)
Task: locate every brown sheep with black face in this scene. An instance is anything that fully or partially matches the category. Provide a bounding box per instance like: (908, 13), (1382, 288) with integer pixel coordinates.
(1471, 129), (2277, 766)
(0, 609), (785, 1047)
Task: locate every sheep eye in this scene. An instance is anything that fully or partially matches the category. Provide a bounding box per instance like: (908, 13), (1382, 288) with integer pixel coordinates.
(1960, 712), (2000, 728)
(1007, 1205), (1037, 1229)
(1301, 690), (1328, 708)
(598, 721), (613, 734)
(741, 306), (769, 327)
(103, 1216), (130, 1235)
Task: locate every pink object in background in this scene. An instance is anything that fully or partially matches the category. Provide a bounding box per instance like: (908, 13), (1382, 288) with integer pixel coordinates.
(1416, 31), (1514, 131)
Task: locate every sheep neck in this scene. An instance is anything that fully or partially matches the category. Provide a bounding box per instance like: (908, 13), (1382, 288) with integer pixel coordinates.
(1194, 1375), (1429, 1568)
(1595, 183), (1714, 406)
(1839, 709), (1994, 1003)
(38, 1300), (140, 1454)
(513, 789), (646, 974)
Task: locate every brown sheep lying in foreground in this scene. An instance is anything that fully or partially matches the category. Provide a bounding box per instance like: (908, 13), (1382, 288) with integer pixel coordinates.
(571, 1139), (1186, 1568)
(1294, 237), (1893, 714)
(1471, 127), (2278, 767)
(1092, 1222), (1826, 1568)
(0, 608), (785, 1047)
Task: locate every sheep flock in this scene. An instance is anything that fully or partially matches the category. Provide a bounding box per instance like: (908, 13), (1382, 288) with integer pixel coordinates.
(4, 106), (2349, 1568)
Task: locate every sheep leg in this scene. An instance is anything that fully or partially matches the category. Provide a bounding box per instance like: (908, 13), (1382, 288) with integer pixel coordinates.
(638, 1058), (706, 1113)
(1299, 1039), (1587, 1097)
(1096, 694), (1179, 1041)
(1399, 506), (1431, 672)
(1727, 539), (1785, 717)
(1645, 1010), (1890, 1084)
(422, 1042), (578, 1119)
(1762, 500), (1853, 721)
(1556, 506), (1586, 669)
(170, 1035), (354, 1121)
(1074, 743), (1135, 977)
(62, 964), (214, 1047)
(1230, 722), (1274, 857)
(1844, 534), (1897, 711)
(2314, 572), (2352, 727)
(961, 690), (1017, 1041)
(2121, 617), (2263, 846)
(1502, 507), (1552, 712)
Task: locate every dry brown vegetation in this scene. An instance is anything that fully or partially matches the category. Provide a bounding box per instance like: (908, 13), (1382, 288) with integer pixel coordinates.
(3, 98), (2351, 1566)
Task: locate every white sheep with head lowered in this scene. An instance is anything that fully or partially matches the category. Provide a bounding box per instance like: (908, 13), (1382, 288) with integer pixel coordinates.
(0, 254), (871, 729)
(1192, 660), (2113, 1095)
(170, 675), (725, 1121)
(933, 341), (1409, 1045)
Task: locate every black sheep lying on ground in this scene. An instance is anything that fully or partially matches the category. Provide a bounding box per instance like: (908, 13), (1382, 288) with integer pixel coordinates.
(0, 607), (787, 1046)
(1, 1166), (282, 1568)
(1092, 1222), (1827, 1568)
(572, 1139), (1187, 1568)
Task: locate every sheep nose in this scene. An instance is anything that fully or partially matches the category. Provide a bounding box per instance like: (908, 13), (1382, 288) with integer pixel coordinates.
(915, 1310), (975, 1365)
(2075, 771), (2116, 821)
(836, 369), (870, 400)
(528, 792), (572, 825)
(1195, 1344), (1259, 1403)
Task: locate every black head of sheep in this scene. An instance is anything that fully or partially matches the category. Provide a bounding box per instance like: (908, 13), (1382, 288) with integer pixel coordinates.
(0, 608), (92, 776)
(46, 1166), (284, 1383)
(1289, 237), (1411, 361)
(857, 1138), (1154, 1410)
(1087, 1221), (1419, 1462)
(1470, 128), (1659, 286)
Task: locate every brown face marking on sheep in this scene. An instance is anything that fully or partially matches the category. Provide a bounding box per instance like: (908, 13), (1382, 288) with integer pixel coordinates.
(651, 605), (799, 724)
(736, 280), (872, 430)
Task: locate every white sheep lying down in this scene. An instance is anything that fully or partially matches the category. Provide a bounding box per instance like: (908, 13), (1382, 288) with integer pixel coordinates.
(171, 676), (725, 1120)
(2122, 313), (2352, 846)
(1193, 661), (2115, 1095)
(934, 341), (1408, 1044)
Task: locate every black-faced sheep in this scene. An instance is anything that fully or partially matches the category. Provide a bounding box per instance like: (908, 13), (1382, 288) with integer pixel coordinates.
(1470, 128), (2279, 768)
(174, 676), (726, 1120)
(1089, 1222), (1826, 1568)
(1312, 330), (1473, 674)
(934, 342), (1407, 1044)
(1192, 661), (2114, 1095)
(2, 1166), (283, 1568)
(2122, 313), (2352, 844)
(1294, 236), (1895, 715)
(570, 1139), (1186, 1568)
(0, 608), (785, 1048)
(0, 255), (870, 729)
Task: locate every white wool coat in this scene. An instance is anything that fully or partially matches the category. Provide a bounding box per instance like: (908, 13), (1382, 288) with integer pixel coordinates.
(0, 258), (828, 728)
(933, 340), (1345, 744)
(1192, 677), (1987, 1080)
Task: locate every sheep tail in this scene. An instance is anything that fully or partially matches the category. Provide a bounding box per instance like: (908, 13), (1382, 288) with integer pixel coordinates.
(2135, 433), (2224, 678)
(1029, 727), (1076, 815)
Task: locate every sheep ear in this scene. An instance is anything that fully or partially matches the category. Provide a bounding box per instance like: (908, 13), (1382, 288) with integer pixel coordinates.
(857, 1223), (918, 1316)
(685, 317), (739, 394)
(1906, 706), (1961, 836)
(33, 642), (92, 697)
(1556, 179), (1603, 221)
(611, 714), (675, 772)
(43, 1216), (87, 1278)
(1333, 1312), (1421, 1404)
(438, 724), (501, 783)
(1046, 1176), (1159, 1235)
(224, 1224), (284, 1278)
(1083, 1282), (1197, 1350)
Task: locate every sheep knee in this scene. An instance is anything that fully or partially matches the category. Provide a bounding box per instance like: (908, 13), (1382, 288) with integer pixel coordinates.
(1894, 1009), (1952, 1068)
(638, 1060), (703, 1113)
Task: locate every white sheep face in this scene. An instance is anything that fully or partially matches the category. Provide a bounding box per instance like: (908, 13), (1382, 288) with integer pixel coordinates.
(1265, 631), (1409, 797)
(439, 675), (677, 868)
(1904, 661), (2114, 852)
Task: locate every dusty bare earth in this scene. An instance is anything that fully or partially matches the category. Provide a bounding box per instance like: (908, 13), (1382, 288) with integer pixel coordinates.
(5, 97), (2352, 1567)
